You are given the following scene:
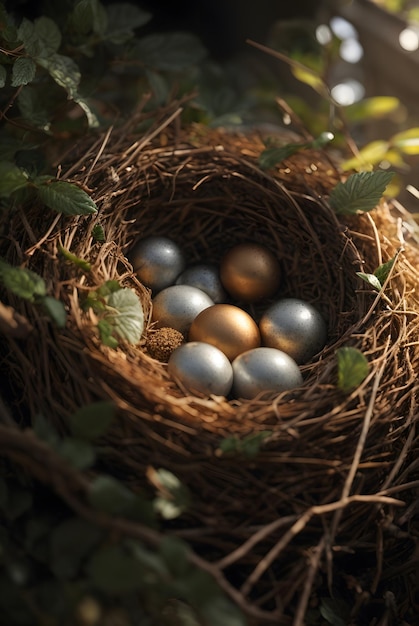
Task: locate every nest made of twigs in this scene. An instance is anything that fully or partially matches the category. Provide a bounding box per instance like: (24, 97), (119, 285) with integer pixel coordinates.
(2, 103), (419, 624)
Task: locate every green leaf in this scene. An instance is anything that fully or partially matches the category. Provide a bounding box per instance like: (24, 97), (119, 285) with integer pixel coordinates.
(356, 272), (382, 291)
(50, 517), (103, 580)
(104, 288), (144, 345)
(105, 3), (152, 44)
(69, 401), (115, 440)
(0, 258), (46, 301)
(11, 57), (36, 86)
(36, 53), (81, 99)
(88, 475), (155, 524)
(159, 536), (191, 578)
(345, 97), (401, 123)
(199, 594), (246, 626)
(33, 414), (60, 446)
(56, 438), (96, 470)
(73, 96), (100, 128)
(391, 127), (419, 155)
(336, 347), (369, 394)
(151, 468), (191, 520)
(86, 542), (163, 593)
(218, 431), (271, 458)
(40, 295), (67, 328)
(134, 33), (207, 71)
(0, 161), (29, 196)
(97, 318), (119, 348)
(329, 171), (395, 215)
(17, 86), (50, 130)
(18, 16), (61, 58)
(92, 223), (105, 242)
(374, 256), (396, 286)
(0, 65), (6, 88)
(36, 180), (97, 215)
(58, 245), (91, 271)
(258, 132), (334, 170)
(341, 140), (390, 171)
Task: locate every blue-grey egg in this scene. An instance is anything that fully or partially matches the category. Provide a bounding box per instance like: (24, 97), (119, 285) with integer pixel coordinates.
(130, 236), (185, 292)
(176, 263), (227, 303)
(232, 347), (303, 399)
(259, 298), (328, 364)
(152, 285), (214, 335)
(168, 341), (233, 397)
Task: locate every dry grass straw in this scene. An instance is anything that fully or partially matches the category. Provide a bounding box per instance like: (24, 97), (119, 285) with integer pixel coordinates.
(2, 100), (419, 623)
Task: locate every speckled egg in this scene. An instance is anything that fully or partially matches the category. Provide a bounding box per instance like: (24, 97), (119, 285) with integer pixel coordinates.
(259, 298), (328, 364)
(232, 347), (303, 399)
(168, 341), (233, 397)
(188, 304), (261, 361)
(176, 263), (227, 303)
(129, 236), (185, 292)
(152, 285), (214, 335)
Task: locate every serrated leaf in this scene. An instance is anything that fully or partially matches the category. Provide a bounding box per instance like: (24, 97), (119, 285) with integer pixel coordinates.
(69, 401), (115, 440)
(337, 347), (369, 394)
(374, 256), (396, 285)
(104, 288), (144, 345)
(36, 180), (97, 215)
(356, 272), (382, 291)
(36, 53), (81, 99)
(17, 86), (50, 129)
(50, 517), (103, 580)
(134, 33), (207, 71)
(0, 161), (29, 196)
(105, 3), (151, 43)
(11, 57), (37, 87)
(40, 295), (67, 328)
(329, 171), (395, 215)
(0, 65), (7, 88)
(56, 438), (96, 470)
(0, 259), (46, 301)
(33, 17), (61, 55)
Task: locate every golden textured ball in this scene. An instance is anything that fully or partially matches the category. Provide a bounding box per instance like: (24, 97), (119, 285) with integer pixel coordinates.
(146, 327), (185, 362)
(220, 242), (281, 302)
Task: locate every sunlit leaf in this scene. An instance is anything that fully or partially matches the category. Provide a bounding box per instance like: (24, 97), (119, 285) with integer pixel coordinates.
(341, 140), (390, 171)
(329, 171), (394, 214)
(36, 53), (81, 100)
(36, 180), (97, 215)
(104, 288), (144, 345)
(345, 96), (401, 123)
(391, 127), (419, 155)
(292, 65), (328, 96)
(356, 272), (382, 291)
(337, 347), (369, 394)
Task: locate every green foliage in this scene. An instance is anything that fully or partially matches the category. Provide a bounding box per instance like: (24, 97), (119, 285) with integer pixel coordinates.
(0, 257), (67, 326)
(329, 171), (395, 215)
(258, 131), (334, 169)
(83, 282), (145, 346)
(150, 467), (191, 520)
(357, 255), (396, 292)
(218, 431), (272, 458)
(336, 347), (369, 394)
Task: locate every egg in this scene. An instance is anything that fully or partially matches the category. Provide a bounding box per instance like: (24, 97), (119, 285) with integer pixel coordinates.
(168, 341), (233, 397)
(232, 347), (303, 399)
(259, 298), (327, 364)
(220, 242), (281, 302)
(152, 285), (214, 335)
(188, 304), (260, 361)
(176, 263), (227, 303)
(129, 236), (185, 292)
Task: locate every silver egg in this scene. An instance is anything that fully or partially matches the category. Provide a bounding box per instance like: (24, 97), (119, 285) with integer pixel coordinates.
(168, 341), (233, 397)
(232, 347), (303, 399)
(259, 298), (328, 364)
(176, 263), (227, 303)
(129, 236), (185, 292)
(152, 285), (214, 335)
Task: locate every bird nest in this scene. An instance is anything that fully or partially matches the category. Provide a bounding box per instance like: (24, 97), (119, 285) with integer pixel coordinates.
(2, 102), (419, 624)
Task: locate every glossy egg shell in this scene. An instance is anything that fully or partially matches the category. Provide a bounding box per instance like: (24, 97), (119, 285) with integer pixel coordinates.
(232, 347), (303, 399)
(130, 236), (185, 292)
(176, 263), (227, 303)
(152, 285), (214, 335)
(189, 304), (261, 361)
(259, 298), (328, 364)
(168, 342), (233, 397)
(220, 242), (281, 302)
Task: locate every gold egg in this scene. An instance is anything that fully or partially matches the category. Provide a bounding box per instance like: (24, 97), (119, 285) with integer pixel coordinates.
(220, 243), (281, 302)
(188, 304), (261, 361)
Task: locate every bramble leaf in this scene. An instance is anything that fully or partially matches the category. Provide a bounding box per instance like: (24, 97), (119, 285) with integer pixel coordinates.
(36, 180), (97, 215)
(0, 162), (29, 196)
(0, 259), (46, 301)
(329, 171), (394, 215)
(374, 256), (396, 286)
(11, 57), (36, 86)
